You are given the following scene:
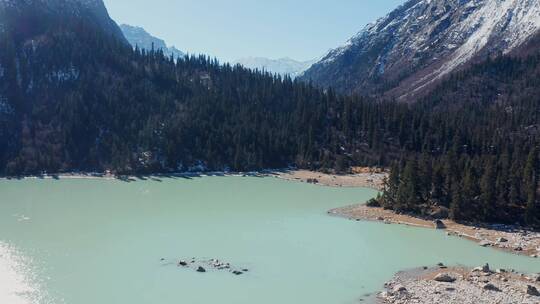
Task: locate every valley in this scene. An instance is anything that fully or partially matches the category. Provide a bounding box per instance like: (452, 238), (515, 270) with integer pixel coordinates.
(0, 0), (539, 303)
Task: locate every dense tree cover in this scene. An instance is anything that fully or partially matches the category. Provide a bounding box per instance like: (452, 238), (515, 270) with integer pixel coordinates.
(0, 3), (392, 174)
(0, 2), (539, 226)
(373, 51), (540, 227)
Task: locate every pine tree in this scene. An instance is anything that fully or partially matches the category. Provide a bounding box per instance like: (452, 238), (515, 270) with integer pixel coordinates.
(449, 180), (462, 220)
(480, 158), (496, 222)
(524, 148), (539, 225)
(396, 158), (420, 211)
(382, 162), (400, 208)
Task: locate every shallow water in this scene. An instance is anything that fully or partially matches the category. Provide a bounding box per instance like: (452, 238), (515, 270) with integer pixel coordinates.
(0, 176), (538, 304)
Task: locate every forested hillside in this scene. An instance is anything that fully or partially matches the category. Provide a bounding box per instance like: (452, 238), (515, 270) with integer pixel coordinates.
(373, 48), (540, 227)
(0, 0), (539, 226)
(0, 0), (386, 174)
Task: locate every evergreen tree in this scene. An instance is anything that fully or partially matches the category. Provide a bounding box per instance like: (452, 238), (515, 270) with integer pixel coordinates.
(480, 158), (496, 222)
(524, 148), (539, 225)
(396, 158), (420, 211)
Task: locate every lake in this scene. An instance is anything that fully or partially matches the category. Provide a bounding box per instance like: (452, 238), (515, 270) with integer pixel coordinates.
(0, 176), (538, 304)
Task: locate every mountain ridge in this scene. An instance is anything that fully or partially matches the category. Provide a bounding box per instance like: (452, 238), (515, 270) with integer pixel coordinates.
(120, 24), (184, 59)
(232, 57), (316, 78)
(301, 0), (540, 100)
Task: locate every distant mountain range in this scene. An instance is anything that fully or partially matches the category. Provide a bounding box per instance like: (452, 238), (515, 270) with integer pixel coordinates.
(232, 57), (316, 78)
(120, 25), (314, 77)
(301, 0), (540, 100)
(120, 24), (184, 59)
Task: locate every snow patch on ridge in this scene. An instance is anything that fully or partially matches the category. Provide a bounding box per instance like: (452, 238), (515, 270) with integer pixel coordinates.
(437, 0), (540, 77)
(309, 0), (540, 97)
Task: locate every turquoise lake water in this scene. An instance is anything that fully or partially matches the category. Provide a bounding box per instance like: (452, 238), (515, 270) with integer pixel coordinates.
(0, 176), (538, 304)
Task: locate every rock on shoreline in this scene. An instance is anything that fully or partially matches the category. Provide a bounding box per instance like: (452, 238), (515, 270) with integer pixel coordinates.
(378, 266), (540, 304)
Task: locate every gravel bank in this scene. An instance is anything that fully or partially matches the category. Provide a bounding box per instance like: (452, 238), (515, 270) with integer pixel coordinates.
(378, 265), (540, 304)
(270, 169), (387, 190)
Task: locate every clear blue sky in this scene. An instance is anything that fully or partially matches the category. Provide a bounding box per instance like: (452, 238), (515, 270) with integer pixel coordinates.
(103, 0), (405, 62)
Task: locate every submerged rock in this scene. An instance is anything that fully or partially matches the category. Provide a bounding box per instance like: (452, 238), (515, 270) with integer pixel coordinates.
(196, 266), (206, 273)
(178, 260), (188, 267)
(479, 240), (492, 247)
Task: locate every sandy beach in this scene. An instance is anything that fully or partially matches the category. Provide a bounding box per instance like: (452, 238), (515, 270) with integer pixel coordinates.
(269, 168), (387, 190)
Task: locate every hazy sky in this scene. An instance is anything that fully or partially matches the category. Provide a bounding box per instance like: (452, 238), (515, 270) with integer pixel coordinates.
(103, 0), (405, 62)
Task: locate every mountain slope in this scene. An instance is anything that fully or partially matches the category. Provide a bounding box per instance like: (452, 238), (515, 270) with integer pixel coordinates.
(301, 0), (540, 100)
(120, 24), (184, 59)
(0, 0), (126, 43)
(232, 57), (316, 78)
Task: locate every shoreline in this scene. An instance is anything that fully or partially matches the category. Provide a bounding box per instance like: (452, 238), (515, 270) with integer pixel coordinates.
(330, 204), (540, 258)
(0, 168), (387, 190)
(378, 265), (540, 304)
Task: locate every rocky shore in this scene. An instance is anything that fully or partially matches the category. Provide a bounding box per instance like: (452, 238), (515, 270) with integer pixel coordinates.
(378, 265), (540, 304)
(330, 205), (540, 258)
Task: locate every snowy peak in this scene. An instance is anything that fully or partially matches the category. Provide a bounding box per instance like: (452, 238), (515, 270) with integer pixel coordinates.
(120, 24), (185, 59)
(232, 57), (316, 78)
(302, 0), (540, 100)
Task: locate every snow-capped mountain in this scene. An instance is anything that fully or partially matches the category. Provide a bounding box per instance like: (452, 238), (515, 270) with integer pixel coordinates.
(301, 0), (540, 100)
(120, 24), (184, 59)
(233, 57), (317, 78)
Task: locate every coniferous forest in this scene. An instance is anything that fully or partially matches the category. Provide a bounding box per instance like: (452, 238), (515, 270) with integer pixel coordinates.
(0, 2), (539, 227)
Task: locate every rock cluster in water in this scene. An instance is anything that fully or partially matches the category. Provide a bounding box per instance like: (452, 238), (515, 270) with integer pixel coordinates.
(162, 257), (249, 276)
